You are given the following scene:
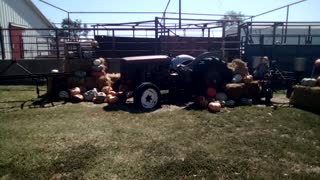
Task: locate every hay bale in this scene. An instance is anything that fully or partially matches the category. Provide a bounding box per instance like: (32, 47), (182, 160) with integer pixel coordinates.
(228, 59), (249, 77)
(97, 74), (112, 90)
(225, 83), (245, 100)
(107, 73), (121, 84)
(290, 85), (320, 112)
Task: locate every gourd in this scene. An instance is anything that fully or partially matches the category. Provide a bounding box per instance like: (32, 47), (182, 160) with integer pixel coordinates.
(208, 101), (221, 112)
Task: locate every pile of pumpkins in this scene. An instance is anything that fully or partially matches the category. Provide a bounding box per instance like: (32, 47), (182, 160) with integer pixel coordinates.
(195, 87), (232, 113)
(195, 59), (256, 113)
(58, 58), (123, 104)
(65, 85), (122, 104)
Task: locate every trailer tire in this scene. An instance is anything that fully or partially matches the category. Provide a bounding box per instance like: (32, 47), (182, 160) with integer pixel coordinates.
(134, 82), (161, 110)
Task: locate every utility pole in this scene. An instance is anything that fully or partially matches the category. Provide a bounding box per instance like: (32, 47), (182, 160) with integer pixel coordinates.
(179, 0), (181, 29)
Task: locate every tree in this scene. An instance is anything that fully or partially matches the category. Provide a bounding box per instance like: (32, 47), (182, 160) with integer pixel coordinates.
(220, 11), (245, 26)
(58, 18), (90, 39)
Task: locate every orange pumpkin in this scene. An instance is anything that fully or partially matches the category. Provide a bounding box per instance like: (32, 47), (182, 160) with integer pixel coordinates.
(108, 95), (119, 104)
(72, 94), (84, 103)
(315, 59), (320, 68)
(70, 87), (81, 96)
(208, 101), (221, 112)
(206, 87), (217, 98)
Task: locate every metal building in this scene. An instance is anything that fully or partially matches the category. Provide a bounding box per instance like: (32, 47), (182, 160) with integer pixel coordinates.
(0, 0), (53, 60)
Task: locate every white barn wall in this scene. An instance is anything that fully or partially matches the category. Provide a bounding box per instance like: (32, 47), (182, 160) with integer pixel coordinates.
(0, 0), (52, 60)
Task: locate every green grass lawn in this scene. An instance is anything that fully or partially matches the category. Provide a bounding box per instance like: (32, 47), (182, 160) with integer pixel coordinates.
(0, 86), (320, 179)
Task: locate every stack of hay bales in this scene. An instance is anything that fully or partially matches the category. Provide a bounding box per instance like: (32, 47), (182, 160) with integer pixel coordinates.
(224, 58), (259, 105)
(290, 68), (320, 111)
(290, 85), (320, 112)
(228, 59), (249, 80)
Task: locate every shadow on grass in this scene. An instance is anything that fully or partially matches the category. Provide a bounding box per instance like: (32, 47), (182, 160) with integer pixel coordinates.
(1, 143), (101, 179)
(102, 99), (192, 114)
(142, 150), (250, 179)
(0, 95), (69, 112)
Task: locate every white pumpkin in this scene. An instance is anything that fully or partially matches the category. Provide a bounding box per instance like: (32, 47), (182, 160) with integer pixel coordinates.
(83, 88), (98, 101)
(94, 92), (107, 104)
(301, 78), (317, 87)
(208, 101), (221, 112)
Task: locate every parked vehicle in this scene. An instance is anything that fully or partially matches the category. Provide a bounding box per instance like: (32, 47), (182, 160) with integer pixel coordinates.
(118, 52), (234, 109)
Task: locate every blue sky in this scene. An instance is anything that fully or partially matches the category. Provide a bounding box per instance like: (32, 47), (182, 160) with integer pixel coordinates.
(32, 0), (319, 25)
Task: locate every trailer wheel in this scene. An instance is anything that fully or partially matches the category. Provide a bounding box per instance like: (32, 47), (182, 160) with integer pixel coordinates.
(134, 82), (161, 109)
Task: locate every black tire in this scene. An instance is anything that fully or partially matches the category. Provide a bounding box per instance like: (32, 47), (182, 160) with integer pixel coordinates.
(134, 82), (161, 109)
